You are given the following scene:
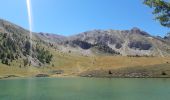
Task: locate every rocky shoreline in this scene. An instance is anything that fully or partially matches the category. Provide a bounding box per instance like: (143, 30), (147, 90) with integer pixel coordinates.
(1, 64), (170, 79)
(79, 64), (170, 78)
(0, 73), (170, 80)
(80, 70), (170, 78)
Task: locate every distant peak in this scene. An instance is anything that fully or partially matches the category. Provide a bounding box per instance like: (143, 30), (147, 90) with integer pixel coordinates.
(131, 27), (141, 31)
(130, 27), (150, 36)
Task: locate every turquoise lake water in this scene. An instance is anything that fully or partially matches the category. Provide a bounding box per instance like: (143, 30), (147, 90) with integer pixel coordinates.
(0, 78), (170, 100)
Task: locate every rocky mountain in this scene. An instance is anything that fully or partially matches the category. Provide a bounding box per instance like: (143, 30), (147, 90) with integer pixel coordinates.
(39, 27), (170, 57)
(0, 18), (170, 67)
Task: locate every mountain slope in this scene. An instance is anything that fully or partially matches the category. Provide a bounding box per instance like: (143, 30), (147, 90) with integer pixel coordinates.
(0, 19), (53, 67)
(1, 19), (170, 78)
(39, 27), (170, 57)
(1, 18), (170, 68)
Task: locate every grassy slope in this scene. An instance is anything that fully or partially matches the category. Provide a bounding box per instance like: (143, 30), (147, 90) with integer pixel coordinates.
(0, 48), (170, 78)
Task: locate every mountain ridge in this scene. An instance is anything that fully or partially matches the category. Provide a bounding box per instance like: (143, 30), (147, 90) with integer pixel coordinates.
(1, 18), (170, 68)
(38, 27), (170, 57)
(1, 19), (170, 78)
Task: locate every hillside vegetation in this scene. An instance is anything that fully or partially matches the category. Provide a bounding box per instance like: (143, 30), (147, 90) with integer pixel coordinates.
(0, 19), (53, 67)
(0, 19), (170, 78)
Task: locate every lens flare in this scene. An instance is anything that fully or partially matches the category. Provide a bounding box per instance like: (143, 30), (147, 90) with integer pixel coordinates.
(26, 0), (35, 97)
(26, 0), (33, 59)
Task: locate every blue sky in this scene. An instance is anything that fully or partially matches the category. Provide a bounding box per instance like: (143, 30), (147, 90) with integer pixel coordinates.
(0, 0), (169, 36)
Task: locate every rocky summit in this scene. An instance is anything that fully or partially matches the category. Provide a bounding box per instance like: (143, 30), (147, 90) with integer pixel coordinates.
(38, 27), (170, 57)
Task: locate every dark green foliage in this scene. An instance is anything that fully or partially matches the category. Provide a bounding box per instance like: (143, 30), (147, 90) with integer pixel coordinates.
(0, 32), (19, 65)
(0, 31), (52, 66)
(23, 58), (29, 66)
(3, 33), (7, 38)
(161, 71), (167, 75)
(144, 0), (170, 28)
(25, 40), (31, 55)
(0, 20), (53, 66)
(52, 64), (54, 67)
(36, 44), (53, 64)
(108, 70), (112, 75)
(94, 44), (120, 55)
(1, 58), (9, 65)
(70, 40), (92, 49)
(164, 32), (170, 39)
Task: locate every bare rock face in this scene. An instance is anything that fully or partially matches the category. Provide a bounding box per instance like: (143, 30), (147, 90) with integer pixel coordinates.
(130, 27), (150, 36)
(67, 40), (92, 49)
(128, 41), (152, 50)
(37, 26), (170, 57)
(53, 27), (169, 56)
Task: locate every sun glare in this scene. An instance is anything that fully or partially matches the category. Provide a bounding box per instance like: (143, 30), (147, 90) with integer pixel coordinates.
(26, 0), (32, 31)
(26, 0), (33, 58)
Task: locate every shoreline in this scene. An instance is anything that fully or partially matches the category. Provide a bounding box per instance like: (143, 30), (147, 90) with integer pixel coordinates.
(1, 74), (170, 80)
(0, 74), (79, 80)
(1, 63), (170, 80)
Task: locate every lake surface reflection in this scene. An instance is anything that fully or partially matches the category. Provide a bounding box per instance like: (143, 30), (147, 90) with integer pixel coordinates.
(0, 78), (170, 100)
